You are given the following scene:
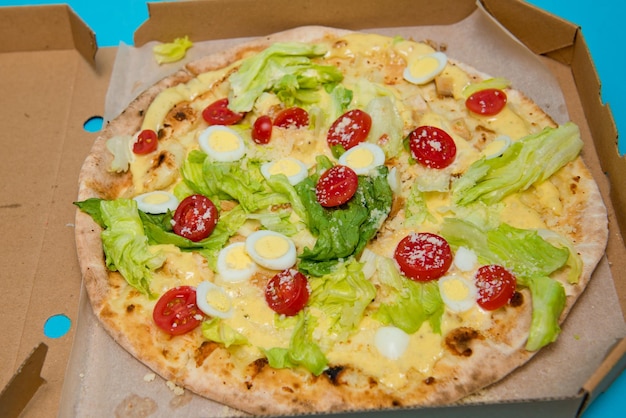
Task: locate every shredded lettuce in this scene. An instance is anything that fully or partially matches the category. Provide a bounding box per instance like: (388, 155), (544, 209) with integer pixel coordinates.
(453, 123), (583, 206)
(227, 42), (340, 112)
(264, 313), (328, 376)
(375, 279), (444, 335)
(440, 217), (570, 350)
(99, 199), (165, 297)
(201, 318), (248, 348)
(365, 95), (404, 158)
(462, 77), (510, 98)
(153, 36), (193, 65)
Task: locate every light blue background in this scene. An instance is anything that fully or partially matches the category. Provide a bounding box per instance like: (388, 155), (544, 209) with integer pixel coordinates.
(1, 0), (624, 416)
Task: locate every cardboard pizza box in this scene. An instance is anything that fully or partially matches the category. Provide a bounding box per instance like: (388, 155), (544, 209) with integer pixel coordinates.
(1, 0), (624, 417)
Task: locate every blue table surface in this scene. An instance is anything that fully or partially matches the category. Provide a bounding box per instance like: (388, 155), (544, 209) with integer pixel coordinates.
(1, 0), (624, 416)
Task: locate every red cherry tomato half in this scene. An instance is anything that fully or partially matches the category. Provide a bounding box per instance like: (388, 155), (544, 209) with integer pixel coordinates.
(265, 269), (310, 316)
(408, 125), (457, 169)
(172, 194), (218, 242)
(153, 286), (203, 335)
(315, 165), (359, 208)
(394, 232), (453, 281)
(133, 129), (158, 154)
(474, 265), (517, 310)
(327, 109), (372, 151)
(273, 107), (309, 129)
(252, 115), (273, 144)
(202, 98), (245, 126)
(465, 88), (507, 116)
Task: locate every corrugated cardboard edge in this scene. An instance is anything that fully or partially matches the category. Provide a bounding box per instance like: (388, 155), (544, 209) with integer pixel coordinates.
(0, 4), (97, 63)
(134, 0), (477, 45)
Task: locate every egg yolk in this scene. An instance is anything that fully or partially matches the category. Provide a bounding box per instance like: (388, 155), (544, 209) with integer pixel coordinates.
(345, 147), (374, 169)
(209, 130), (240, 152)
(206, 288), (231, 313)
(142, 192), (171, 205)
(225, 245), (254, 269)
(255, 236), (289, 259)
(269, 159), (301, 177)
(441, 278), (470, 301)
(409, 55), (440, 79)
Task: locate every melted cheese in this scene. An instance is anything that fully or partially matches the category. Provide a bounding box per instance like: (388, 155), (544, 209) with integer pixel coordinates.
(499, 194), (546, 229)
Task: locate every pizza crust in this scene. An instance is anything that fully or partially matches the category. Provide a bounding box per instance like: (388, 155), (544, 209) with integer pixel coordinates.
(75, 26), (609, 415)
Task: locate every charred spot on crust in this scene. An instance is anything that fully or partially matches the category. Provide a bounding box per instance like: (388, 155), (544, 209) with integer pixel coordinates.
(248, 358), (268, 378)
(126, 304), (135, 313)
(445, 327), (483, 357)
(324, 366), (345, 385)
(391, 399), (403, 407)
(174, 110), (188, 121)
(194, 341), (219, 367)
(424, 376), (436, 385)
(509, 291), (524, 307)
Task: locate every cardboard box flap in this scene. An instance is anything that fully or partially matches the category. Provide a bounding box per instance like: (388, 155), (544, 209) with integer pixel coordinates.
(581, 338), (626, 413)
(0, 5), (97, 63)
(134, 0), (477, 46)
(481, 0), (578, 58)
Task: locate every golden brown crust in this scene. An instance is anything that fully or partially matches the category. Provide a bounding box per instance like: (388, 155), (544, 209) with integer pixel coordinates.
(75, 26), (608, 415)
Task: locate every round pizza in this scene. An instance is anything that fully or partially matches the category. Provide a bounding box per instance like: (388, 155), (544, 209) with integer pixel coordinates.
(74, 26), (608, 414)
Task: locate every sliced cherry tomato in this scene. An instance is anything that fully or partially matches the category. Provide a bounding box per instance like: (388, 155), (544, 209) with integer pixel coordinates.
(202, 98), (245, 125)
(265, 269), (310, 316)
(315, 165), (359, 207)
(252, 115), (273, 144)
(153, 286), (203, 335)
(474, 265), (517, 310)
(408, 125), (457, 169)
(327, 109), (372, 151)
(465, 88), (507, 116)
(133, 129), (158, 154)
(273, 107), (309, 129)
(172, 194), (218, 242)
(394, 232), (452, 281)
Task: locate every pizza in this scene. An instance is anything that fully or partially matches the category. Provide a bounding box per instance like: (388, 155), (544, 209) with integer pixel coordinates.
(74, 26), (608, 414)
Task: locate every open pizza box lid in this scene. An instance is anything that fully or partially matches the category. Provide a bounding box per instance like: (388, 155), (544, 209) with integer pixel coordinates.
(1, 0), (625, 417)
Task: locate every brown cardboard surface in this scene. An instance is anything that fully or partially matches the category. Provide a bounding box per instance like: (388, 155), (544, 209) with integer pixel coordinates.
(1, 0), (624, 417)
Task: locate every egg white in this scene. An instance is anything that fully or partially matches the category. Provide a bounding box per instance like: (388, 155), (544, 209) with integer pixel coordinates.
(133, 190), (179, 214)
(216, 242), (258, 283)
(245, 230), (297, 271)
(403, 52), (447, 85)
(374, 326), (410, 360)
(438, 275), (478, 313)
(260, 157), (308, 185)
(453, 246), (478, 272)
(198, 125), (246, 162)
(484, 135), (512, 160)
(338, 142), (386, 175)
(195, 281), (234, 319)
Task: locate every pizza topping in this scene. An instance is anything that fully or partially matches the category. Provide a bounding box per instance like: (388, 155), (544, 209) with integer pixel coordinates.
(172, 194), (218, 242)
(327, 109), (372, 152)
(198, 125), (246, 162)
(482, 134), (512, 159)
(265, 269), (310, 316)
(315, 165), (359, 207)
(338, 142), (386, 175)
(438, 275), (478, 313)
(201, 98), (245, 125)
(403, 52), (447, 85)
(153, 286), (203, 335)
(452, 246), (478, 272)
(273, 107), (309, 129)
(251, 115), (273, 144)
(133, 129), (159, 154)
(195, 281), (234, 319)
(133, 190), (179, 214)
(374, 326), (410, 360)
(394, 232), (452, 281)
(245, 230), (297, 271)
(474, 265), (516, 310)
(261, 157), (308, 186)
(216, 242), (258, 282)
(465, 88), (508, 116)
(408, 125), (457, 169)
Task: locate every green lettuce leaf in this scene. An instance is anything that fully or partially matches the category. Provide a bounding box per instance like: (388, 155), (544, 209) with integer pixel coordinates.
(99, 199), (166, 297)
(453, 122), (583, 206)
(201, 318), (248, 348)
(227, 42), (337, 112)
(525, 275), (566, 351)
